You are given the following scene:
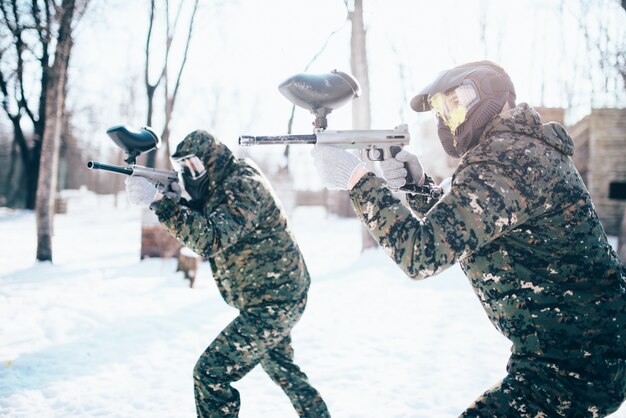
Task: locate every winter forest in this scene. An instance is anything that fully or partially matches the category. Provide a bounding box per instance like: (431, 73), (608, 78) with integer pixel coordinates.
(1, 0), (626, 417)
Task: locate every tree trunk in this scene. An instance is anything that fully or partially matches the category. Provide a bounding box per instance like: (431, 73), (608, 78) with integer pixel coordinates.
(8, 117), (40, 210)
(35, 0), (76, 262)
(145, 85), (157, 167)
(140, 0), (198, 259)
(25, 152), (40, 210)
(350, 0), (378, 251)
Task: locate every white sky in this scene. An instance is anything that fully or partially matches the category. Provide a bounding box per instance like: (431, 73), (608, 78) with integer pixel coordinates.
(59, 0), (626, 177)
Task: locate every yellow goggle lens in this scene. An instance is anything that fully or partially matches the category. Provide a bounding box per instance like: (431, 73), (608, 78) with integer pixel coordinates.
(429, 82), (479, 132)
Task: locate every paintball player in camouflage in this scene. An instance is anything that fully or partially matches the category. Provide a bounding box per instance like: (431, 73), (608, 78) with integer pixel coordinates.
(125, 130), (330, 417)
(311, 61), (626, 416)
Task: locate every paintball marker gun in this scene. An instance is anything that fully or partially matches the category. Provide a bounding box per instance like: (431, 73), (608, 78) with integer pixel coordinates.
(87, 125), (178, 192)
(238, 70), (410, 161)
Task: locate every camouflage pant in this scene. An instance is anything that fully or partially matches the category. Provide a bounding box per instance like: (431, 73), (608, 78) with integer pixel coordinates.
(461, 355), (626, 417)
(193, 297), (330, 418)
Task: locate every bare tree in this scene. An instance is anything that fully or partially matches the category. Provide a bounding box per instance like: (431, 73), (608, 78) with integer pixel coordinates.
(570, 0), (626, 104)
(0, 0), (90, 210)
(569, 0), (626, 256)
(140, 0), (199, 260)
(161, 0), (198, 158)
(144, 0), (199, 168)
(0, 0), (89, 260)
(347, 0), (377, 250)
(0, 0), (52, 209)
(349, 0), (370, 136)
(35, 0), (81, 261)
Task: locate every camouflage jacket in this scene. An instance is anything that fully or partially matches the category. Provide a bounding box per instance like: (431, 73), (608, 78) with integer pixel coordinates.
(350, 104), (626, 360)
(154, 130), (310, 310)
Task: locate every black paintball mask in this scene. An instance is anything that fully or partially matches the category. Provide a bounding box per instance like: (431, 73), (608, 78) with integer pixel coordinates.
(410, 61), (516, 158)
(172, 154), (208, 202)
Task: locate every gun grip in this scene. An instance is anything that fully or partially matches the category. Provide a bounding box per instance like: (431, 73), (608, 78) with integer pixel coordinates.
(388, 145), (416, 187)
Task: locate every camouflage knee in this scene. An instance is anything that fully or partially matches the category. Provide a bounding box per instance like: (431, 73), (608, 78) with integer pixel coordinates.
(463, 356), (626, 417)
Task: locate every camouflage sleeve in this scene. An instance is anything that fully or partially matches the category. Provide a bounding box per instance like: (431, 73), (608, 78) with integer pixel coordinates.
(154, 178), (260, 257)
(349, 164), (529, 279)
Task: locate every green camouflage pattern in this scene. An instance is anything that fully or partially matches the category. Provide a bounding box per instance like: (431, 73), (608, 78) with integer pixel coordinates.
(157, 130), (311, 309)
(350, 104), (626, 416)
(193, 297), (330, 418)
(461, 355), (626, 417)
(155, 130), (329, 417)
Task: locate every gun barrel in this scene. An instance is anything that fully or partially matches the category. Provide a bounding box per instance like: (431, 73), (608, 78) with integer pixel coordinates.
(316, 127), (410, 145)
(130, 165), (178, 182)
(87, 161), (133, 175)
(238, 134), (317, 146)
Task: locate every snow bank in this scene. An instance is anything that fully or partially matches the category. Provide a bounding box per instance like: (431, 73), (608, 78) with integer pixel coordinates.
(1, 202), (624, 417)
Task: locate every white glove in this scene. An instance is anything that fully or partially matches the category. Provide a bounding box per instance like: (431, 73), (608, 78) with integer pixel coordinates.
(149, 181), (183, 211)
(311, 145), (365, 190)
(379, 149), (424, 189)
(125, 176), (158, 208)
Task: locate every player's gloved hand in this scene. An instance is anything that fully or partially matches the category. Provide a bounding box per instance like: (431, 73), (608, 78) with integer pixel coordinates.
(149, 181), (182, 212)
(163, 181), (182, 201)
(125, 176), (158, 208)
(311, 145), (365, 190)
(379, 149), (425, 189)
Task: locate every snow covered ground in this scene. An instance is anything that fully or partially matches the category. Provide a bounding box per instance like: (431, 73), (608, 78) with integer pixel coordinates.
(1, 191), (625, 418)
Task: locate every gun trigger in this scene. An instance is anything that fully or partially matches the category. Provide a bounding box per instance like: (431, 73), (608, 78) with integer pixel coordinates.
(367, 147), (384, 161)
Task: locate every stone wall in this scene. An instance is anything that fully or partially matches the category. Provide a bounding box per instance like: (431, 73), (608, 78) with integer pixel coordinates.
(569, 108), (626, 235)
(534, 107), (565, 126)
(567, 115), (590, 187)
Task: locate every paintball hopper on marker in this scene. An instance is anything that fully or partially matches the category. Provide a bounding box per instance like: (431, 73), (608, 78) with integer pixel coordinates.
(86, 126), (178, 192)
(238, 69), (410, 162)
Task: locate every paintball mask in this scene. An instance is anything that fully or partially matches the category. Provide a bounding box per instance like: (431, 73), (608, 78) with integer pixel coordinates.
(411, 61), (516, 158)
(428, 80), (480, 133)
(174, 154), (206, 180)
(172, 154), (208, 201)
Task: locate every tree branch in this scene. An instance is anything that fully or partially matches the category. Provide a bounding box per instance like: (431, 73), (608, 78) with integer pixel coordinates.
(9, 0), (38, 127)
(0, 62), (29, 166)
(161, 0), (171, 97)
(171, 0), (198, 106)
(169, 0), (184, 44)
(145, 0), (156, 89)
(0, 55), (18, 120)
